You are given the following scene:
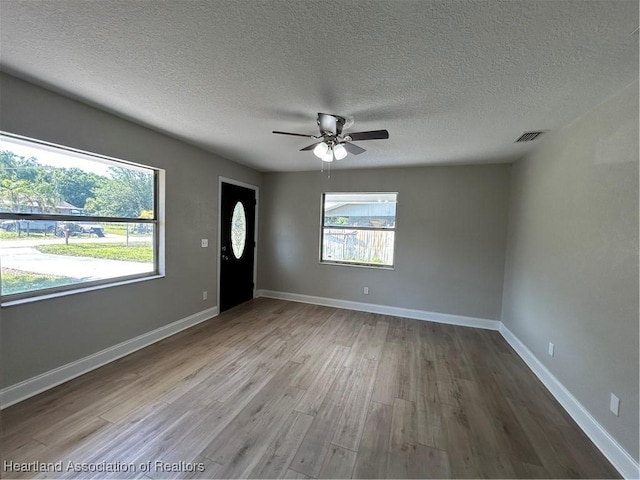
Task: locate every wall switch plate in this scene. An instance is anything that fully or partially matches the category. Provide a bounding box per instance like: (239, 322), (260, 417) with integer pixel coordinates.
(610, 393), (620, 416)
(548, 342), (554, 357)
(202, 291), (208, 300)
(363, 286), (369, 295)
(201, 239), (209, 248)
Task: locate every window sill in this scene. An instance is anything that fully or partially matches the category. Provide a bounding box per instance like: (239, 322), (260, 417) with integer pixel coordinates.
(319, 260), (395, 271)
(1, 274), (165, 307)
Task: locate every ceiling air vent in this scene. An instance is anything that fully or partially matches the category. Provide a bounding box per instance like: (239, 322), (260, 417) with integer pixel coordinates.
(514, 131), (547, 143)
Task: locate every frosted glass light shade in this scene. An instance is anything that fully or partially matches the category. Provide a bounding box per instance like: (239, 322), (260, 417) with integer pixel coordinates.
(321, 148), (334, 162)
(313, 142), (329, 159)
(333, 143), (347, 160)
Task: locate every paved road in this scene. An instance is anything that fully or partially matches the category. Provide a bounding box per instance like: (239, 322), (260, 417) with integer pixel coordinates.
(1, 235), (153, 280)
(0, 234), (150, 249)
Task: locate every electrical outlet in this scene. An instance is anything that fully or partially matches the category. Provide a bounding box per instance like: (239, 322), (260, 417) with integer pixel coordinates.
(610, 393), (620, 416)
(363, 286), (369, 295)
(548, 342), (554, 357)
(202, 291), (208, 300)
(201, 239), (208, 248)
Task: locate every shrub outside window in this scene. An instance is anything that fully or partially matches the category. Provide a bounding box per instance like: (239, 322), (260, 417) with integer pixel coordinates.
(320, 192), (397, 268)
(0, 132), (160, 301)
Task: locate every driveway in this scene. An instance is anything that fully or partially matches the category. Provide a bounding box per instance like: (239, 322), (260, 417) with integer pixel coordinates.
(0, 234), (150, 248)
(1, 245), (153, 280)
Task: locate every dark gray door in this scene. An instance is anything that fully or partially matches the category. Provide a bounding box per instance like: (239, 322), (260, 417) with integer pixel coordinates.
(220, 182), (256, 312)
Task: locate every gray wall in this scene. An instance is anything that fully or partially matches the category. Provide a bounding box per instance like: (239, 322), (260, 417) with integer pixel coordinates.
(502, 81), (639, 459)
(0, 73), (261, 388)
(258, 165), (511, 320)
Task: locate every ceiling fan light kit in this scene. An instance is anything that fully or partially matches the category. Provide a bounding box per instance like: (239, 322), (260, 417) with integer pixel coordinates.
(273, 113), (389, 164)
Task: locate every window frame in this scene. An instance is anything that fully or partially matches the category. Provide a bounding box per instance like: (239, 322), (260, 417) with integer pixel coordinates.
(0, 131), (162, 303)
(319, 191), (398, 269)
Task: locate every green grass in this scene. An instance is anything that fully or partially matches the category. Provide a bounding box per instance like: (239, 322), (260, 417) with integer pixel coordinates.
(0, 230), (19, 240)
(102, 224), (152, 237)
(1, 268), (74, 295)
(0, 230), (58, 240)
(35, 243), (153, 262)
(102, 224), (127, 236)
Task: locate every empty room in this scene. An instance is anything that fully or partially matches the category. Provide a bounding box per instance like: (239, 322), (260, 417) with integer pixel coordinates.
(0, 1), (638, 479)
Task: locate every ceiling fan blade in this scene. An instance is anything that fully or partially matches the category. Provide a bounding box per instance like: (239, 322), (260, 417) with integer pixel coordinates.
(300, 142), (322, 151)
(272, 130), (315, 138)
(343, 142), (366, 155)
(347, 129), (389, 141)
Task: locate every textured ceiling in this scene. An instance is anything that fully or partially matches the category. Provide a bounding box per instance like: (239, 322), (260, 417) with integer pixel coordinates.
(1, 0), (638, 172)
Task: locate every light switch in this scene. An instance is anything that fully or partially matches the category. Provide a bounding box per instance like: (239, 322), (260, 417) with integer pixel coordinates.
(610, 393), (620, 416)
(201, 239), (208, 248)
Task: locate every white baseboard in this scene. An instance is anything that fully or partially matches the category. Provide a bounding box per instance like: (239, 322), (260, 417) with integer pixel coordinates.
(256, 289), (500, 330)
(0, 306), (219, 409)
(499, 324), (640, 480)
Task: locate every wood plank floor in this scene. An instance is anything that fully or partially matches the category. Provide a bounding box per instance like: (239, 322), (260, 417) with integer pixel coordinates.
(1, 298), (619, 479)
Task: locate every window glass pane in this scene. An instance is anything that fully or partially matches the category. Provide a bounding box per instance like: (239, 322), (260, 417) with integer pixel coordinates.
(1, 135), (154, 218)
(323, 193), (396, 228)
(322, 228), (395, 266)
(0, 222), (155, 296)
(231, 201), (247, 259)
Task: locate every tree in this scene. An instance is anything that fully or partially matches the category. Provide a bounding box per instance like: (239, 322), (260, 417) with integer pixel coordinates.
(1, 150), (108, 212)
(85, 167), (153, 217)
(51, 168), (103, 209)
(0, 151), (47, 212)
(0, 150), (18, 178)
(1, 150), (153, 217)
(0, 151), (40, 183)
(0, 178), (30, 211)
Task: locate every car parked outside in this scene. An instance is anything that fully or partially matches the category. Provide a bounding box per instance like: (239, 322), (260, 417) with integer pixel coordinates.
(56, 222), (105, 237)
(0, 219), (57, 234)
(0, 219), (104, 237)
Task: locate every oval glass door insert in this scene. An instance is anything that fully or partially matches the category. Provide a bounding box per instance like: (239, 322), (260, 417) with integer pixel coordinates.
(231, 201), (247, 259)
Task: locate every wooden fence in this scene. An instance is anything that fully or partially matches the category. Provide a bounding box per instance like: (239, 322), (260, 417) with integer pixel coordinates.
(322, 228), (394, 265)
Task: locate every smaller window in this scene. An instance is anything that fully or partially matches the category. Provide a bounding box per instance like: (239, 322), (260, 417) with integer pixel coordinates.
(320, 192), (397, 268)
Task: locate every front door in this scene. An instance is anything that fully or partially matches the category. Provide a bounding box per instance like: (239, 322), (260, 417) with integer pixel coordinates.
(220, 181), (256, 312)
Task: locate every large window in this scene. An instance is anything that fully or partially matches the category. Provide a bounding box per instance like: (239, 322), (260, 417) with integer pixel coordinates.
(321, 192), (397, 268)
(0, 133), (161, 301)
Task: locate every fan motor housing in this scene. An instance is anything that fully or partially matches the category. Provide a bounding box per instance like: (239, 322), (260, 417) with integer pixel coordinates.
(317, 113), (345, 136)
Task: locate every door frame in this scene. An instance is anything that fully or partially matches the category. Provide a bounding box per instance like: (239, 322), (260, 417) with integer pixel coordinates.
(217, 176), (259, 312)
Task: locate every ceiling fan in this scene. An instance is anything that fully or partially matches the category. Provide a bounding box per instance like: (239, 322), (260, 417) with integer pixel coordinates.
(272, 113), (389, 162)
